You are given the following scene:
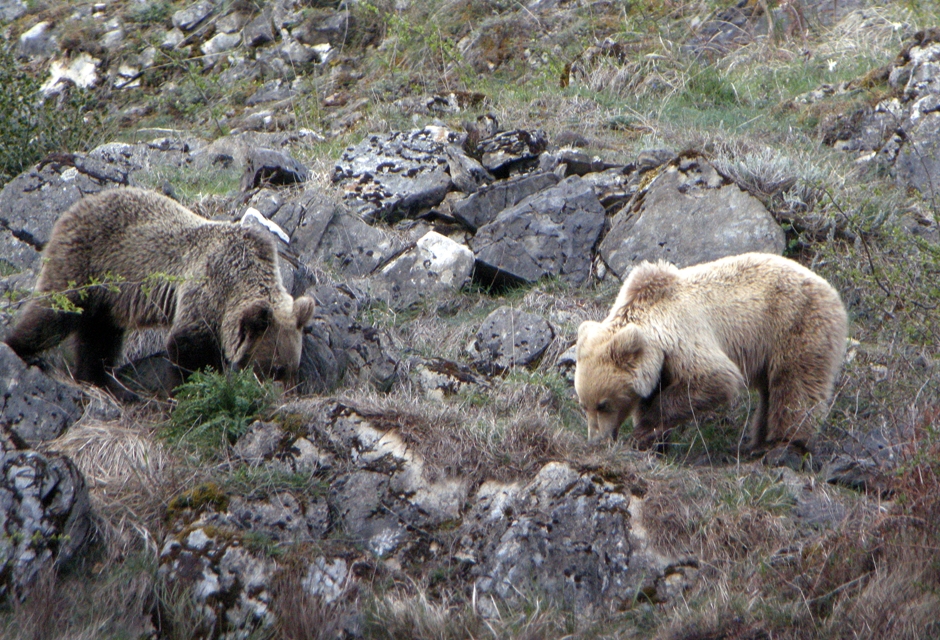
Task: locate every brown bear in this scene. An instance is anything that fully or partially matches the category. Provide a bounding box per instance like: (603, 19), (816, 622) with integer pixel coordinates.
(4, 187), (315, 397)
(574, 253), (847, 454)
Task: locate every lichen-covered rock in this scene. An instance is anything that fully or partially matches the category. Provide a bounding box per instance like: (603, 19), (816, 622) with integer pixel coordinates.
(600, 157), (785, 278)
(476, 129), (548, 177)
(0, 428), (92, 600)
(240, 147), (308, 191)
(458, 462), (698, 610)
(172, 0), (215, 31)
(452, 172), (559, 232)
(368, 231), (474, 310)
(467, 306), (554, 373)
(0, 343), (84, 445)
(331, 127), (462, 223)
(406, 356), (489, 402)
(470, 176), (605, 286)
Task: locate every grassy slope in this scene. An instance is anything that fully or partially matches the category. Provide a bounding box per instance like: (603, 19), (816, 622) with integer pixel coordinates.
(3, 0), (940, 638)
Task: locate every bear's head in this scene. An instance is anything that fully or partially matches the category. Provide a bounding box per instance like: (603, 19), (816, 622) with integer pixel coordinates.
(231, 295), (316, 384)
(574, 320), (664, 441)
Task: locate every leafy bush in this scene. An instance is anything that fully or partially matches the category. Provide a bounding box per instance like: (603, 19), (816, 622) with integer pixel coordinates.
(163, 369), (278, 457)
(0, 42), (102, 187)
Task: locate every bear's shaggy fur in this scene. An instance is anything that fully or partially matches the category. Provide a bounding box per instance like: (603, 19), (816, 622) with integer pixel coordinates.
(574, 253), (847, 452)
(4, 188), (315, 396)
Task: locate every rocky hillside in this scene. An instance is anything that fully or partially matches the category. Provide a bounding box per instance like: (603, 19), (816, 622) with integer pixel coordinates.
(2, 0), (940, 638)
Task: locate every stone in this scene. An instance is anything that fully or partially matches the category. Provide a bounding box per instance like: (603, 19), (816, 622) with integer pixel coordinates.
(41, 53), (99, 96)
(244, 9), (275, 47)
(452, 172), (559, 232)
(894, 96), (940, 200)
(172, 0), (214, 31)
(470, 176), (606, 286)
(458, 462), (697, 610)
(444, 145), (493, 194)
(0, 428), (93, 599)
(599, 157), (785, 278)
(477, 129), (548, 177)
(246, 79), (295, 106)
(368, 231), (474, 310)
(240, 147), (308, 191)
(331, 127), (462, 223)
(271, 190), (402, 277)
(0, 343), (84, 445)
(233, 421), (287, 465)
(160, 28), (185, 49)
(407, 356), (489, 402)
(200, 31), (242, 58)
(467, 306), (554, 373)
(0, 0), (26, 22)
(17, 21), (56, 59)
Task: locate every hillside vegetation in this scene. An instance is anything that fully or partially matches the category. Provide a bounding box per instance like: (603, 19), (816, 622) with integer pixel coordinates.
(2, 0), (940, 638)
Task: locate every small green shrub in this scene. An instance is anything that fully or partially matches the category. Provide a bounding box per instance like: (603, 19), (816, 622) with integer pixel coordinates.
(163, 369), (279, 457)
(128, 1), (171, 25)
(0, 42), (102, 187)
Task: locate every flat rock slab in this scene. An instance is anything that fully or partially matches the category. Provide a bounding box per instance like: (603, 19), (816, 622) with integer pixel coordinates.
(332, 127), (462, 223)
(0, 428), (92, 600)
(369, 231), (474, 310)
(0, 344), (84, 445)
(459, 462), (697, 610)
(600, 158), (785, 278)
(172, 0), (214, 31)
(452, 172), (559, 232)
(467, 306), (553, 373)
(470, 175), (606, 286)
(271, 189), (403, 277)
(240, 147), (308, 191)
(477, 129), (548, 177)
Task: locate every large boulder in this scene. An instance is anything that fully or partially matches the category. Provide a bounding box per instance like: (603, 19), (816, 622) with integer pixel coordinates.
(470, 176), (606, 287)
(0, 344), (84, 445)
(599, 157), (785, 278)
(452, 172), (559, 232)
(458, 462), (698, 610)
(0, 428), (92, 600)
(331, 127), (463, 223)
(368, 231), (474, 310)
(467, 306), (554, 373)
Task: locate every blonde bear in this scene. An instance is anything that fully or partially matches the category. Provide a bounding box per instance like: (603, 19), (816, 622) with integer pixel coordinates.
(4, 188), (315, 398)
(574, 253), (847, 453)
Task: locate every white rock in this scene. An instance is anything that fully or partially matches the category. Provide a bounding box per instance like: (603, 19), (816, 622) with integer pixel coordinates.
(41, 53), (100, 95)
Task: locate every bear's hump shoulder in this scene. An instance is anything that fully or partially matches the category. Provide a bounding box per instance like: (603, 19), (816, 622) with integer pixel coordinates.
(617, 260), (680, 308)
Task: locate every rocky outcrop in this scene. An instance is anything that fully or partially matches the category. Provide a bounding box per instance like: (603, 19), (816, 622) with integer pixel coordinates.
(600, 156), (785, 278)
(467, 306), (554, 373)
(0, 344), (84, 445)
(0, 428), (92, 599)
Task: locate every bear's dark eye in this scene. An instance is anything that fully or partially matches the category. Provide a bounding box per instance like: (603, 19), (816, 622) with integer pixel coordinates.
(597, 400), (610, 413)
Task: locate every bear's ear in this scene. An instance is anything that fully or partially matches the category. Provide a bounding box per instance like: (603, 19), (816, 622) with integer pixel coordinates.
(239, 301), (273, 343)
(608, 325), (664, 398)
(576, 321), (604, 357)
(293, 296), (315, 330)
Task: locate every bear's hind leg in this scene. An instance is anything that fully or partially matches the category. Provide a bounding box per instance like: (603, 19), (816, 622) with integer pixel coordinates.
(746, 369), (770, 451)
(4, 300), (80, 359)
(765, 369), (822, 449)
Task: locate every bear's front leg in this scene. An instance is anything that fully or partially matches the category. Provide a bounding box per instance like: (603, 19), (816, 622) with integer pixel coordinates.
(630, 365), (743, 450)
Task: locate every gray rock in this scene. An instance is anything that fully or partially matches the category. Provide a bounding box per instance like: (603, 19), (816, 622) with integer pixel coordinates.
(160, 28), (185, 49)
(332, 127), (462, 223)
(407, 356), (489, 401)
(444, 145), (493, 194)
(0, 0), (26, 22)
(245, 79), (295, 106)
(240, 147), (308, 191)
(477, 129), (548, 177)
(452, 172), (559, 232)
(172, 0), (214, 31)
(467, 306), (554, 373)
(470, 175), (606, 286)
(17, 21), (56, 59)
(459, 462), (697, 609)
(600, 159), (785, 278)
(331, 470), (406, 556)
(271, 190), (402, 277)
(233, 421), (286, 465)
(0, 343), (84, 445)
(0, 428), (92, 599)
(159, 523), (276, 638)
(895, 95), (940, 200)
(244, 9), (275, 47)
(369, 231), (474, 310)
(344, 325), (399, 392)
(200, 31), (242, 58)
